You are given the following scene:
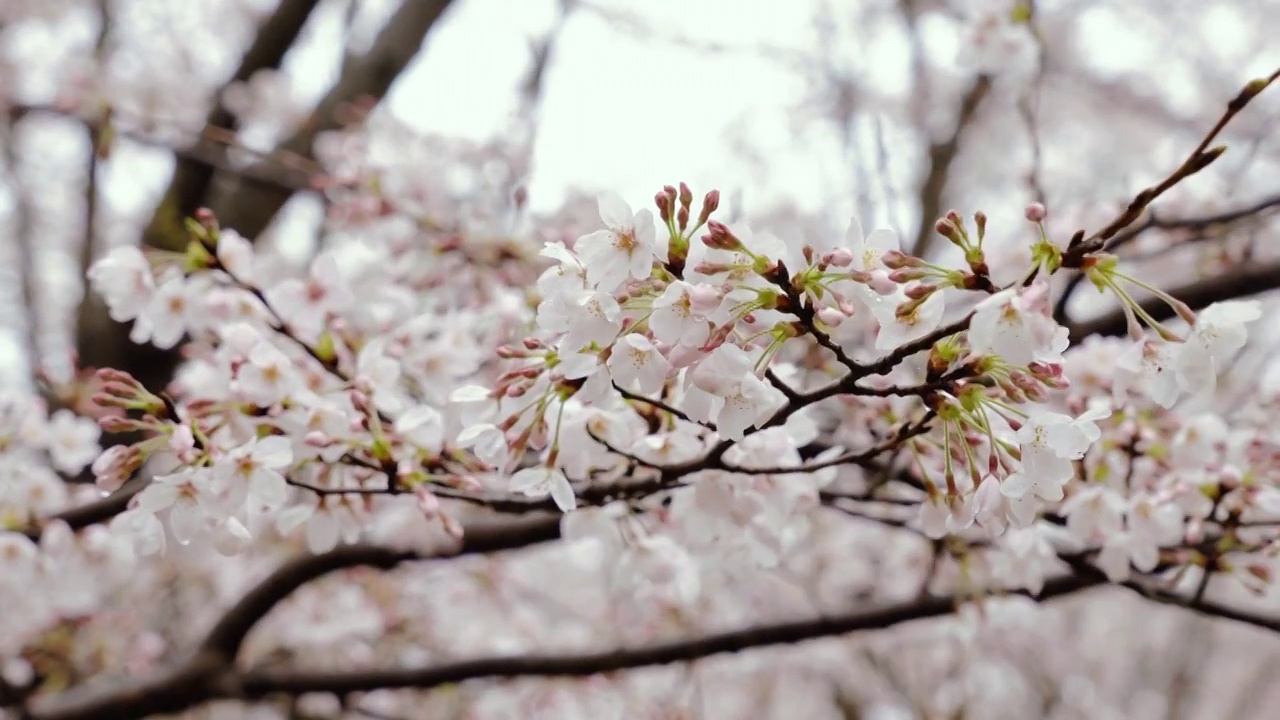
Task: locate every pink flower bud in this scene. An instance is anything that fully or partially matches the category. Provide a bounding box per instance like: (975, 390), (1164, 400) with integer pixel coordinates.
(1185, 518), (1204, 544)
(904, 282), (935, 300)
(303, 431), (331, 448)
(678, 182), (693, 210)
(702, 220), (742, 250)
(169, 425), (196, 454)
(654, 191), (672, 223)
(935, 218), (959, 238)
(1025, 203), (1047, 222)
(816, 306), (845, 327)
(881, 250), (915, 269)
(1246, 564), (1272, 584)
(698, 190), (720, 225)
(826, 248), (854, 267)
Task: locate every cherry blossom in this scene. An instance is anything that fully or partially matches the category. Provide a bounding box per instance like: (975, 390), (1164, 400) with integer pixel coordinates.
(509, 466), (576, 512)
(573, 192), (658, 291)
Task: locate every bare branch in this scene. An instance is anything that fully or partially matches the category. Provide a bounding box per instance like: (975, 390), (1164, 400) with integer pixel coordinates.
(1054, 193), (1280, 324)
(204, 0), (458, 241)
(28, 515), (561, 720)
(141, 0), (325, 253)
(910, 76), (991, 258)
(1067, 260), (1280, 341)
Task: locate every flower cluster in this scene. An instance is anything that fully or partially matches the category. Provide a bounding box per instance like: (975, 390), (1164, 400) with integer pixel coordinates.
(72, 175), (1273, 605)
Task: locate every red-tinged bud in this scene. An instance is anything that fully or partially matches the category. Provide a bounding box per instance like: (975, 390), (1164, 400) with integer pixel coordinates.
(194, 207), (218, 230)
(700, 323), (734, 352)
(522, 337), (544, 350)
(946, 209), (963, 226)
(98, 416), (140, 433)
(974, 210), (988, 239)
(1247, 564), (1272, 584)
(676, 205), (690, 231)
(881, 250), (916, 269)
(802, 244), (815, 265)
(988, 453), (1000, 475)
(89, 392), (116, 410)
(698, 190), (720, 226)
(826, 248), (854, 267)
(349, 389), (374, 415)
(904, 282), (935, 300)
(678, 182), (693, 210)
(655, 191), (672, 224)
(495, 345), (520, 359)
(889, 268), (927, 283)
(1025, 202), (1046, 222)
(702, 220), (742, 250)
(505, 384), (527, 398)
(1169, 297), (1197, 326)
(1041, 373), (1071, 389)
(935, 218), (958, 238)
(846, 268), (872, 284)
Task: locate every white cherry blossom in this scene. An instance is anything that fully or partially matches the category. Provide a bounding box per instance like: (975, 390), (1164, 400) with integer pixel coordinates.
(574, 192), (657, 291)
(509, 466), (576, 512)
(607, 333), (670, 396)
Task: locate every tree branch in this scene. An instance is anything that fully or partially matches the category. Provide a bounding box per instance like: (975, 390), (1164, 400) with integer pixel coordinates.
(237, 576), (1095, 696)
(1067, 260), (1280, 340)
(28, 515), (560, 720)
(204, 0), (458, 242)
(910, 76), (991, 258)
(140, 0), (325, 253)
(1054, 192), (1280, 324)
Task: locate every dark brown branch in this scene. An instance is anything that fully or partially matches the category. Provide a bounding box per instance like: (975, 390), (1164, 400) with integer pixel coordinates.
(141, 0), (324, 253)
(199, 516), (559, 659)
(1054, 193), (1280, 324)
(20, 475), (149, 541)
(1064, 68), (1280, 263)
(910, 76), (991, 258)
(72, 0), (113, 381)
(235, 573), (1101, 697)
(204, 0), (458, 241)
(29, 515), (560, 720)
(1067, 260), (1280, 341)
